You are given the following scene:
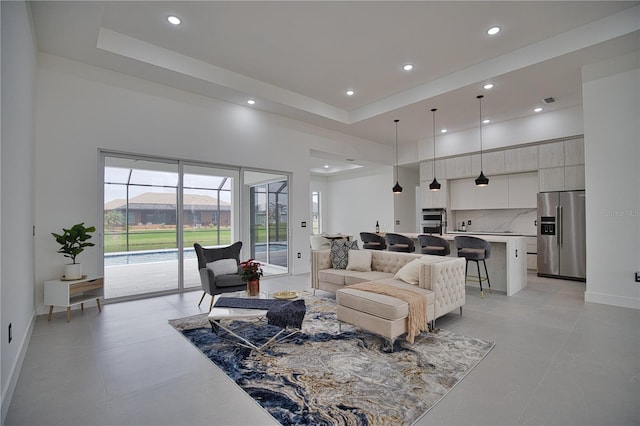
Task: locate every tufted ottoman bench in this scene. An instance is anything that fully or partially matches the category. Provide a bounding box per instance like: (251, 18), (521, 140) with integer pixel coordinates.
(336, 281), (435, 347)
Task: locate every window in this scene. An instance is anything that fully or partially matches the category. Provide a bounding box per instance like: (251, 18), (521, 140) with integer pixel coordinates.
(311, 191), (321, 235)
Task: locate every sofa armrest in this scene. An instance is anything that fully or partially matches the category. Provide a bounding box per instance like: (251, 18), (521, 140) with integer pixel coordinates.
(311, 249), (332, 289)
(419, 257), (466, 320)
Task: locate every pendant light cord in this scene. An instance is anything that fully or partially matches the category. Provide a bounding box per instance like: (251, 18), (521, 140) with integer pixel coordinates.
(478, 95), (483, 170)
(394, 119), (399, 181)
(431, 108), (437, 175)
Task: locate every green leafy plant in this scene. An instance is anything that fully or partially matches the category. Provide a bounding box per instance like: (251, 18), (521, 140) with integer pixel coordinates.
(239, 259), (263, 282)
(51, 223), (96, 264)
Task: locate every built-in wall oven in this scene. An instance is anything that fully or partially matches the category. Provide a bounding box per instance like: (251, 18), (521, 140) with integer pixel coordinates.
(421, 208), (447, 235)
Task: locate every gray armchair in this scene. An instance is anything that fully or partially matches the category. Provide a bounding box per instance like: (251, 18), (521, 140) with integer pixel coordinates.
(194, 242), (246, 311)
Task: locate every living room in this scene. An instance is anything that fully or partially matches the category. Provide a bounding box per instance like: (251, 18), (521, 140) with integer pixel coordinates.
(2, 2), (639, 425)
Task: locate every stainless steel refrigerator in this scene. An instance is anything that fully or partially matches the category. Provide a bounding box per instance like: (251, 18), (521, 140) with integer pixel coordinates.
(537, 190), (586, 281)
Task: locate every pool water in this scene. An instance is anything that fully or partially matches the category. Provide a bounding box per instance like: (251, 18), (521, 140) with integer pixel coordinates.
(104, 243), (287, 266)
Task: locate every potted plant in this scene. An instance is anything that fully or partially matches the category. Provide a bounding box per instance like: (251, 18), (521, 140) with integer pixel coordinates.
(51, 222), (96, 280)
(239, 259), (263, 296)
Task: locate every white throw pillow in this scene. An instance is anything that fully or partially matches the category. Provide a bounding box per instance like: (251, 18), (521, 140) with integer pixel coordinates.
(346, 249), (372, 272)
(394, 258), (423, 285)
(206, 259), (238, 276)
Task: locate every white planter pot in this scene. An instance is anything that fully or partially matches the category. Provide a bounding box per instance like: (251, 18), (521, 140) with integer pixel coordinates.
(63, 263), (82, 280)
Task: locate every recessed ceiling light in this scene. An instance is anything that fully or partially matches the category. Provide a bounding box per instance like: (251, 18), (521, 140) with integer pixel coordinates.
(487, 26), (501, 35)
(167, 15), (182, 25)
(534, 107), (543, 113)
(345, 90), (355, 96)
(440, 129), (447, 134)
(483, 119), (491, 124)
(247, 99), (256, 105)
(323, 164), (329, 169)
(402, 64), (414, 71)
(483, 83), (495, 90)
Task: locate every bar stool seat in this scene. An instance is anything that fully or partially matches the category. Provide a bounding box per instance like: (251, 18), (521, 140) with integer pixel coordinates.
(454, 236), (491, 298)
(359, 232), (387, 250)
(385, 233), (415, 253)
(417, 235), (450, 256)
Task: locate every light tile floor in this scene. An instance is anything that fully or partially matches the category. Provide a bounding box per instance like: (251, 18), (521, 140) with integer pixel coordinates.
(6, 274), (639, 426)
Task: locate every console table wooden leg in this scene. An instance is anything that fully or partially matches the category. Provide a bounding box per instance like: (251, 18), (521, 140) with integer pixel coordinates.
(66, 307), (71, 323)
(96, 299), (102, 313)
(48, 306), (53, 321)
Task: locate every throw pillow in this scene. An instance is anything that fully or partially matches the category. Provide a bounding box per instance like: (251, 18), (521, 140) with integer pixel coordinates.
(206, 258), (238, 276)
(330, 240), (359, 269)
(394, 258), (423, 285)
(346, 249), (372, 272)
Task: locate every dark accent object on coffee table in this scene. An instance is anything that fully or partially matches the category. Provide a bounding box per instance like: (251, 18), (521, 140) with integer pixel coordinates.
(214, 297), (306, 329)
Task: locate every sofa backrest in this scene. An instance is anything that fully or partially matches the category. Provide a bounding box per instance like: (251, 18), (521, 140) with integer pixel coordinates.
(370, 250), (422, 274)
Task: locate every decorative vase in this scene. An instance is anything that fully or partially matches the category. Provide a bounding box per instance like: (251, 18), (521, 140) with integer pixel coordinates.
(63, 263), (82, 280)
(247, 279), (260, 296)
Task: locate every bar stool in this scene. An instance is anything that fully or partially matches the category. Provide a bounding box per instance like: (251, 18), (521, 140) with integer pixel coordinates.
(454, 236), (491, 298)
(359, 232), (387, 250)
(417, 235), (450, 256)
(385, 233), (415, 252)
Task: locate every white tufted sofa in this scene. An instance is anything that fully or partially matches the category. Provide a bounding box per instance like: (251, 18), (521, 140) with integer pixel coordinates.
(311, 249), (466, 342)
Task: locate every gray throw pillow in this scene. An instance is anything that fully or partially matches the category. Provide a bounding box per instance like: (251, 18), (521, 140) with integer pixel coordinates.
(330, 240), (359, 269)
(206, 259), (238, 276)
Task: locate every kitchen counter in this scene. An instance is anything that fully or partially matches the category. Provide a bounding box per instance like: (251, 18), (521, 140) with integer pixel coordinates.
(399, 232), (528, 296)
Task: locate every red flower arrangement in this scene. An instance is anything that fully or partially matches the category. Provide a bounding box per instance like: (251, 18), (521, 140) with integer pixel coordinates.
(239, 259), (264, 282)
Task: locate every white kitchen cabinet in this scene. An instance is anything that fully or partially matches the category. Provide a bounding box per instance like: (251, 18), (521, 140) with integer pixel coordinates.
(538, 167), (565, 192)
(475, 174), (509, 209)
(564, 165), (585, 190)
(420, 179), (448, 208)
(538, 141), (564, 168)
(505, 146), (538, 173)
(482, 151), (506, 175)
(444, 155), (472, 179)
(449, 178), (474, 210)
(525, 237), (537, 271)
(564, 138), (585, 166)
(508, 172), (538, 208)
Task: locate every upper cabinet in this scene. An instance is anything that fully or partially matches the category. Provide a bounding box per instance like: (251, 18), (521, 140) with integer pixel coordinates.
(508, 172), (538, 208)
(538, 137), (584, 191)
(420, 179), (448, 209)
(450, 173), (535, 210)
(505, 146), (538, 173)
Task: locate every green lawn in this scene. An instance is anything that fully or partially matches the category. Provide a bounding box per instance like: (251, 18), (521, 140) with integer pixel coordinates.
(104, 226), (288, 253)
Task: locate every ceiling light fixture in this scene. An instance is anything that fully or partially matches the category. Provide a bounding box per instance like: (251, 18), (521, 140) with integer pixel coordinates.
(475, 95), (489, 187)
(324, 164), (329, 169)
(440, 129), (447, 134)
(429, 108), (441, 192)
(345, 90), (355, 96)
(534, 107), (543, 112)
(402, 64), (414, 71)
(247, 99), (256, 105)
(483, 83), (495, 90)
(483, 119), (491, 124)
(487, 26), (501, 35)
(392, 119), (403, 194)
(167, 15), (182, 25)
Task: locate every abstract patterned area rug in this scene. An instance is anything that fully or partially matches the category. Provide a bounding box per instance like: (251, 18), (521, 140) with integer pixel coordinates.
(169, 294), (494, 426)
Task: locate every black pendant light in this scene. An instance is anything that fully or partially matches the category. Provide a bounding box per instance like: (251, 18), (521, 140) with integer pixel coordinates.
(392, 119), (403, 194)
(475, 95), (490, 187)
(429, 108), (441, 191)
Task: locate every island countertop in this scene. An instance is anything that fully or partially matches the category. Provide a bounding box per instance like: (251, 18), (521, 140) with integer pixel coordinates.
(397, 232), (528, 296)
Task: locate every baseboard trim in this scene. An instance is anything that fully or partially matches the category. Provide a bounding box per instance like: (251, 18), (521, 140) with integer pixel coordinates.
(1, 312), (36, 424)
(585, 291), (640, 310)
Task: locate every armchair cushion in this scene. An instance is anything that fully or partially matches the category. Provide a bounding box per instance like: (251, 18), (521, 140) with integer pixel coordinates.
(207, 259), (239, 276)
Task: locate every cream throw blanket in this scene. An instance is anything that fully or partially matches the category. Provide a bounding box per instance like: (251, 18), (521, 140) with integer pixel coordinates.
(347, 282), (428, 343)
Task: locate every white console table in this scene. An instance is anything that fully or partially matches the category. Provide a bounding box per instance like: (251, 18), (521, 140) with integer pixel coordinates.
(44, 276), (104, 322)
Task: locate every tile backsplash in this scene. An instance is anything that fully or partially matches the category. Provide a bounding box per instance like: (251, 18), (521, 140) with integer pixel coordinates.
(450, 208), (537, 236)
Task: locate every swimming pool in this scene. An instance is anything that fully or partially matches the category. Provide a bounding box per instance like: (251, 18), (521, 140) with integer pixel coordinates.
(104, 243), (288, 266)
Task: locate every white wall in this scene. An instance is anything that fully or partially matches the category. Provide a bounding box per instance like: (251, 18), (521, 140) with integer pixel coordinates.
(1, 1), (37, 420)
(325, 167), (394, 244)
(582, 51), (640, 309)
(394, 166), (420, 232)
(34, 53), (391, 311)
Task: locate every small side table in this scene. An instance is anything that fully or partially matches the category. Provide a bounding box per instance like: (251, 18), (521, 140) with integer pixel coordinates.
(44, 276), (104, 322)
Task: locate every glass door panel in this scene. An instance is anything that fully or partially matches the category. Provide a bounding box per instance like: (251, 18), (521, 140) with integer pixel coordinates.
(182, 164), (238, 289)
(103, 156), (179, 298)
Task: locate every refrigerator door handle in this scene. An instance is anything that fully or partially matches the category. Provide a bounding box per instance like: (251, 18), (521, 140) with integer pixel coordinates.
(558, 205), (563, 246)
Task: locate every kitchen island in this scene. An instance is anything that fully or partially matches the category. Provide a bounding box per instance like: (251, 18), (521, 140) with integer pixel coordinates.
(399, 232), (528, 296)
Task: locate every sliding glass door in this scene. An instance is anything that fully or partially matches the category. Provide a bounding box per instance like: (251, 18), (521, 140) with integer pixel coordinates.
(103, 154), (239, 299)
(246, 172), (289, 276)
